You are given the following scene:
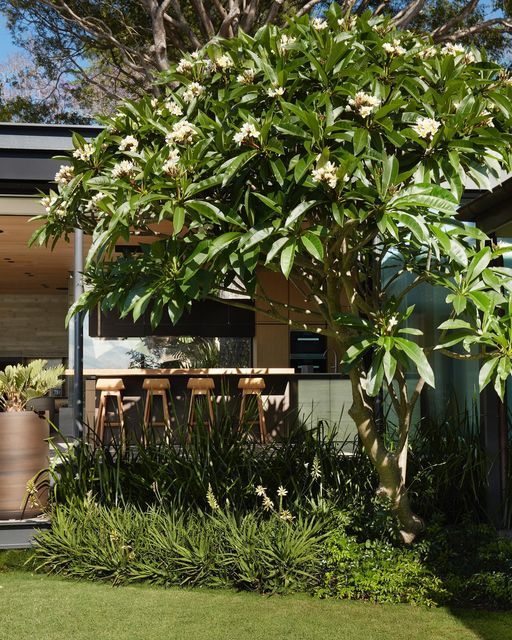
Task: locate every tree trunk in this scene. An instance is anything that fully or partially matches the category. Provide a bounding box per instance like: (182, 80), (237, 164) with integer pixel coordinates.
(347, 368), (424, 543)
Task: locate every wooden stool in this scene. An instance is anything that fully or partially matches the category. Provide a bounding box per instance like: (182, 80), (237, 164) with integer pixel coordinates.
(96, 378), (126, 453)
(142, 378), (171, 446)
(187, 377), (215, 436)
(238, 377), (267, 444)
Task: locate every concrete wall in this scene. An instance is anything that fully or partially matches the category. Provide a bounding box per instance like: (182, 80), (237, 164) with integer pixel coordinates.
(0, 293), (68, 358)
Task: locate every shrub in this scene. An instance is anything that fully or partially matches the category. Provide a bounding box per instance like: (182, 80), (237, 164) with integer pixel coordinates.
(33, 500), (328, 594)
(316, 513), (446, 606)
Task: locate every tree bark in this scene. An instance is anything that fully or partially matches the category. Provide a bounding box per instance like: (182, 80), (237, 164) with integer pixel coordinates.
(347, 367), (424, 543)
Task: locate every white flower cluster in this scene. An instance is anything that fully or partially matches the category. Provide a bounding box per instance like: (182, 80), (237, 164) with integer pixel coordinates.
(41, 195), (57, 213)
(215, 54), (233, 70)
(183, 82), (205, 103)
(54, 165), (74, 186)
(312, 161), (339, 189)
(279, 34), (296, 50)
(176, 58), (194, 75)
(85, 192), (106, 212)
(311, 18), (328, 31)
(441, 42), (475, 63)
(118, 135), (138, 152)
(418, 46), (437, 60)
(111, 160), (137, 179)
(237, 69), (255, 85)
(267, 85), (284, 98)
(480, 109), (495, 128)
(166, 120), (197, 145)
(164, 100), (183, 116)
(233, 122), (260, 145)
(337, 16), (356, 30)
(413, 116), (441, 139)
(72, 143), (94, 161)
(382, 39), (406, 56)
(162, 149), (181, 177)
(347, 91), (381, 118)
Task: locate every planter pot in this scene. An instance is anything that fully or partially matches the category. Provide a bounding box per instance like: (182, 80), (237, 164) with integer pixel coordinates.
(0, 411), (49, 520)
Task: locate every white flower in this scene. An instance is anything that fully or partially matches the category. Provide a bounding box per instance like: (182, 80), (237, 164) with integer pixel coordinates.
(279, 509), (294, 522)
(41, 195), (57, 213)
(255, 485), (267, 497)
(480, 109), (494, 127)
(337, 16), (356, 30)
(176, 58), (194, 74)
(166, 120), (197, 145)
(277, 486), (288, 497)
(183, 82), (204, 103)
(348, 91), (381, 118)
(412, 116), (441, 139)
(85, 192), (106, 212)
(262, 496), (274, 511)
(312, 160), (339, 189)
(54, 165), (74, 186)
(441, 42), (466, 56)
(419, 46), (437, 59)
(162, 149), (181, 177)
(237, 69), (255, 85)
(206, 483), (220, 511)
(233, 122), (260, 145)
(382, 39), (406, 56)
(118, 135), (138, 152)
(311, 454), (322, 480)
(279, 34), (296, 49)
(72, 143), (94, 161)
(463, 51), (476, 64)
(191, 51), (200, 60)
(215, 54), (233, 70)
(111, 160), (137, 179)
(312, 18), (328, 31)
(267, 85), (284, 98)
(164, 100), (183, 116)
(150, 97), (158, 108)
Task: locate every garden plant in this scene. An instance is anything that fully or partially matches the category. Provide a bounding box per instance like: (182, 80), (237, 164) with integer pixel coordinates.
(36, 7), (512, 541)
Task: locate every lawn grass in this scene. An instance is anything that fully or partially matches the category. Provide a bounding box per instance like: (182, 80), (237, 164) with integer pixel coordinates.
(0, 564), (511, 640)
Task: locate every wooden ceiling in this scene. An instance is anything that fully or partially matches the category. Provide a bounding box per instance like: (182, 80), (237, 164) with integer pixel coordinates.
(0, 215), (81, 294)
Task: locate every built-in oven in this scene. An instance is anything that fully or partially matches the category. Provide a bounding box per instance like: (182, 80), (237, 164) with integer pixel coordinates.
(289, 331), (327, 373)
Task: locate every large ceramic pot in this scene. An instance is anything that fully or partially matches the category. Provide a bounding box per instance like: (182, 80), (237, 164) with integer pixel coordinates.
(0, 411), (49, 519)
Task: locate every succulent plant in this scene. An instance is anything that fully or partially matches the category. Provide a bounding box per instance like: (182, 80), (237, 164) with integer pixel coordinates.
(0, 359), (64, 412)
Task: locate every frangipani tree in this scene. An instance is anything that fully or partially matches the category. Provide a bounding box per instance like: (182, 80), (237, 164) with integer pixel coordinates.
(36, 6), (512, 541)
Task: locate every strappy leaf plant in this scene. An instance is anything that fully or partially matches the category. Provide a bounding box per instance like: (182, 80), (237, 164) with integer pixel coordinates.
(0, 359), (64, 412)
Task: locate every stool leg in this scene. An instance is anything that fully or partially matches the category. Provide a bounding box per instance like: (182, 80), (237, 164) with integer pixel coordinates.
(162, 391), (171, 443)
(257, 393), (267, 444)
(96, 393), (106, 446)
(187, 390), (196, 441)
(206, 391), (214, 433)
(239, 393), (246, 433)
(116, 392), (126, 455)
(143, 390), (151, 447)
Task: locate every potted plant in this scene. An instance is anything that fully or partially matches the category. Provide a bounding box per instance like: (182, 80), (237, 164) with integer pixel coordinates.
(0, 359), (64, 519)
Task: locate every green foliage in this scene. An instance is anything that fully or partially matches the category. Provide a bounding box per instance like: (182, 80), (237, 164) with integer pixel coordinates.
(36, 9), (512, 402)
(317, 513), (446, 606)
(0, 359), (64, 411)
(33, 501), (327, 594)
(419, 522), (512, 610)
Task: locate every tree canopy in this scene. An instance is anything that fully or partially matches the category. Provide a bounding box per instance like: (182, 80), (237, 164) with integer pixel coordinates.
(36, 8), (512, 539)
(1, 0), (511, 107)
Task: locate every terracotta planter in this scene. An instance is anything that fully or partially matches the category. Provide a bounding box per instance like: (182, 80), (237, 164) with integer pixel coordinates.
(0, 411), (49, 519)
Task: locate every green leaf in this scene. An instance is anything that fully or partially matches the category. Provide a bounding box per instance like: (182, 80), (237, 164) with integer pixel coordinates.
(479, 358), (499, 392)
(300, 232), (324, 260)
(173, 206), (185, 235)
(382, 349), (397, 384)
(284, 201), (316, 228)
(280, 240), (296, 278)
(394, 338), (435, 388)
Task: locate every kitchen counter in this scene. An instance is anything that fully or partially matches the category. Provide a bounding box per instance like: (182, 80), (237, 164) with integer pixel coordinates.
(66, 368), (295, 376)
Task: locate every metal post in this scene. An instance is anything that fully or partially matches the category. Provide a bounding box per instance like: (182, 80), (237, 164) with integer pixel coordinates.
(73, 229), (84, 436)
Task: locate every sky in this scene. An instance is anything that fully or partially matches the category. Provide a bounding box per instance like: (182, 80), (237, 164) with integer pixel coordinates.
(0, 17), (23, 59)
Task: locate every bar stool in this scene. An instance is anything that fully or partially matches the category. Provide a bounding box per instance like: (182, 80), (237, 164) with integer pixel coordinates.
(142, 378), (171, 446)
(95, 378), (126, 453)
(238, 377), (267, 444)
(187, 377), (215, 436)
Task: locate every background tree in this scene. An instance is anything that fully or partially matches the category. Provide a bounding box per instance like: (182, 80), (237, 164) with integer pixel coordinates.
(36, 9), (512, 541)
(0, 0), (511, 107)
